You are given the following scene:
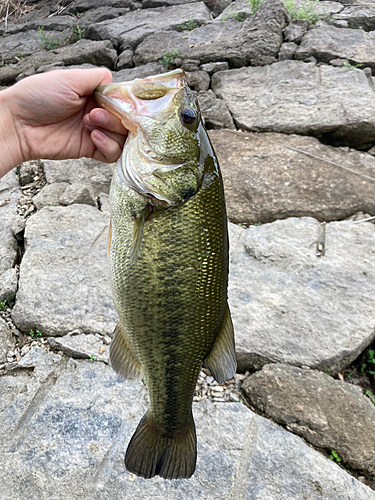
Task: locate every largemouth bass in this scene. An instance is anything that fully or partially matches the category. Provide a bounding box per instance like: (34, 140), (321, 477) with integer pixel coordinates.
(94, 69), (236, 480)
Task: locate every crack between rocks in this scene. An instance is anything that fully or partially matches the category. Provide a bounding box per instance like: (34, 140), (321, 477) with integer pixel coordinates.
(229, 413), (258, 500)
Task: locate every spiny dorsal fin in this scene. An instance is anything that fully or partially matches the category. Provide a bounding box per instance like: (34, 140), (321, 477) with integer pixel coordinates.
(110, 322), (143, 380)
(203, 303), (236, 383)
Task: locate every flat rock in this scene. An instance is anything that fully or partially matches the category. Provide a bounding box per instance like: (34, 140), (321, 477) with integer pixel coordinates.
(112, 62), (166, 81)
(198, 90), (236, 129)
(59, 181), (97, 207)
(333, 5), (375, 30)
(84, 2), (211, 51)
(212, 61), (375, 149)
(209, 130), (375, 224)
(78, 7), (130, 27)
(134, 0), (289, 67)
(32, 182), (70, 210)
(0, 317), (15, 364)
(228, 218), (375, 374)
(0, 268), (18, 303)
(0, 347), (373, 499)
(12, 205), (117, 337)
(42, 158), (115, 196)
(295, 24), (375, 71)
(0, 30), (45, 64)
(48, 333), (109, 362)
(215, 0), (254, 20)
(0, 171), (21, 276)
(143, 0), (198, 6)
(243, 363), (375, 475)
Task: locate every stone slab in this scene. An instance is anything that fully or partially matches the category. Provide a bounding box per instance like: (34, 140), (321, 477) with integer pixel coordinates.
(243, 363), (375, 475)
(0, 317), (15, 364)
(11, 205), (117, 337)
(333, 5), (375, 30)
(0, 348), (373, 499)
(228, 218), (375, 374)
(212, 60), (375, 149)
(48, 333), (110, 362)
(84, 2), (211, 51)
(209, 130), (375, 224)
(0, 170), (21, 276)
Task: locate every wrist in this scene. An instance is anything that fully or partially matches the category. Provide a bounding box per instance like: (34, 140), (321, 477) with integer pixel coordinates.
(0, 88), (26, 178)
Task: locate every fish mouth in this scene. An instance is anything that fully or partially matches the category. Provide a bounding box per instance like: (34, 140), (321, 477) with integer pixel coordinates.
(94, 69), (186, 132)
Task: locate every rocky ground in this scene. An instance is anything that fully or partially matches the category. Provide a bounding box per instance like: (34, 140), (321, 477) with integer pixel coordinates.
(1, 0), (375, 498)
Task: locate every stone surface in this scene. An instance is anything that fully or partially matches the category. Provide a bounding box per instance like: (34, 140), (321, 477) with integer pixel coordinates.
(134, 0), (289, 67)
(228, 218), (375, 374)
(0, 317), (16, 364)
(333, 5), (375, 31)
(84, 2), (211, 51)
(283, 20), (309, 43)
(78, 7), (130, 27)
(200, 61), (229, 74)
(295, 24), (375, 71)
(215, 0), (254, 20)
(209, 130), (375, 224)
(116, 49), (133, 70)
(48, 333), (110, 362)
(12, 205), (117, 337)
(0, 268), (18, 303)
(0, 348), (373, 499)
(212, 61), (375, 149)
(113, 62), (166, 81)
(0, 171), (21, 276)
(198, 90), (236, 129)
(278, 41), (297, 60)
(32, 182), (70, 210)
(0, 30), (45, 64)
(59, 181), (97, 207)
(42, 158), (115, 196)
(186, 70), (210, 91)
(143, 0), (197, 6)
(243, 363), (375, 475)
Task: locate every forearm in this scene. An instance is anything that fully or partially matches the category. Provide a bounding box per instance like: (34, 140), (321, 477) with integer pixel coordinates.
(0, 88), (25, 178)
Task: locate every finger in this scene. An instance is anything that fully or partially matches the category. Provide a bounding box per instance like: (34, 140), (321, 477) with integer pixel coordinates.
(85, 109), (128, 136)
(91, 129), (124, 163)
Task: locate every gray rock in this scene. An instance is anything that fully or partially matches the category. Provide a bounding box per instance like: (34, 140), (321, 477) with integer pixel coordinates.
(78, 7), (130, 27)
(42, 158), (115, 197)
(186, 70), (210, 91)
(283, 20), (309, 43)
(0, 268), (18, 304)
(84, 2), (211, 51)
(59, 181), (97, 207)
(333, 19), (349, 27)
(48, 333), (109, 362)
(11, 215), (26, 241)
(0, 171), (21, 276)
(295, 24), (375, 72)
(134, 0), (289, 67)
(228, 217), (375, 374)
(215, 0), (254, 20)
(333, 5), (375, 31)
(182, 59), (201, 72)
(329, 57), (349, 67)
(243, 363), (375, 475)
(143, 0), (197, 6)
(17, 15), (74, 34)
(0, 348), (373, 499)
(278, 41), (297, 60)
(0, 30), (46, 64)
(12, 205), (117, 337)
(32, 182), (70, 210)
(65, 0), (129, 14)
(198, 90), (236, 129)
(36, 63), (98, 74)
(213, 0), (233, 16)
(200, 61), (229, 73)
(18, 160), (39, 186)
(116, 49), (133, 70)
(211, 61), (375, 149)
(0, 317), (16, 364)
(112, 62), (166, 82)
(209, 130), (375, 224)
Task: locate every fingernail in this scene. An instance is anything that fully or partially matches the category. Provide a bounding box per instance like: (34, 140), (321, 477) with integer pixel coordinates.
(83, 115), (95, 131)
(92, 110), (106, 126)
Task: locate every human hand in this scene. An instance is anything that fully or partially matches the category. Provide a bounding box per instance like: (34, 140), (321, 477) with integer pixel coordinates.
(0, 68), (127, 177)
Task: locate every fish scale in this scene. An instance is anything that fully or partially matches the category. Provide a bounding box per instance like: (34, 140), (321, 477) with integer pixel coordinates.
(95, 69), (236, 480)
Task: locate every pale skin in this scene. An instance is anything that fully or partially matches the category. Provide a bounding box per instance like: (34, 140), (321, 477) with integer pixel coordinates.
(0, 68), (128, 179)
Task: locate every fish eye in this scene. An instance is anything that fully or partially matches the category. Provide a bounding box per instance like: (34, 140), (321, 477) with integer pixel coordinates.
(180, 108), (196, 125)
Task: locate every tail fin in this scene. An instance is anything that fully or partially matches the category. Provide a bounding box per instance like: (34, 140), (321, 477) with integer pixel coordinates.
(125, 412), (197, 480)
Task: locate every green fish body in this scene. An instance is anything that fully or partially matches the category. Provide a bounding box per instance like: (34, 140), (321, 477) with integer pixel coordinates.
(95, 70), (236, 480)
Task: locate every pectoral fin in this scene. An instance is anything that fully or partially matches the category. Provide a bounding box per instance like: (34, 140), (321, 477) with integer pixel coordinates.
(110, 322), (143, 380)
(203, 304), (236, 383)
(129, 205), (152, 263)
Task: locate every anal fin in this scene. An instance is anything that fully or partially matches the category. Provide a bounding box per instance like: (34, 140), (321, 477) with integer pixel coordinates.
(203, 303), (236, 383)
(110, 322), (143, 380)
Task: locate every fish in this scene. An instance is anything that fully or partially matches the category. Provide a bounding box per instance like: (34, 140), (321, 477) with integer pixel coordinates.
(94, 69), (236, 480)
